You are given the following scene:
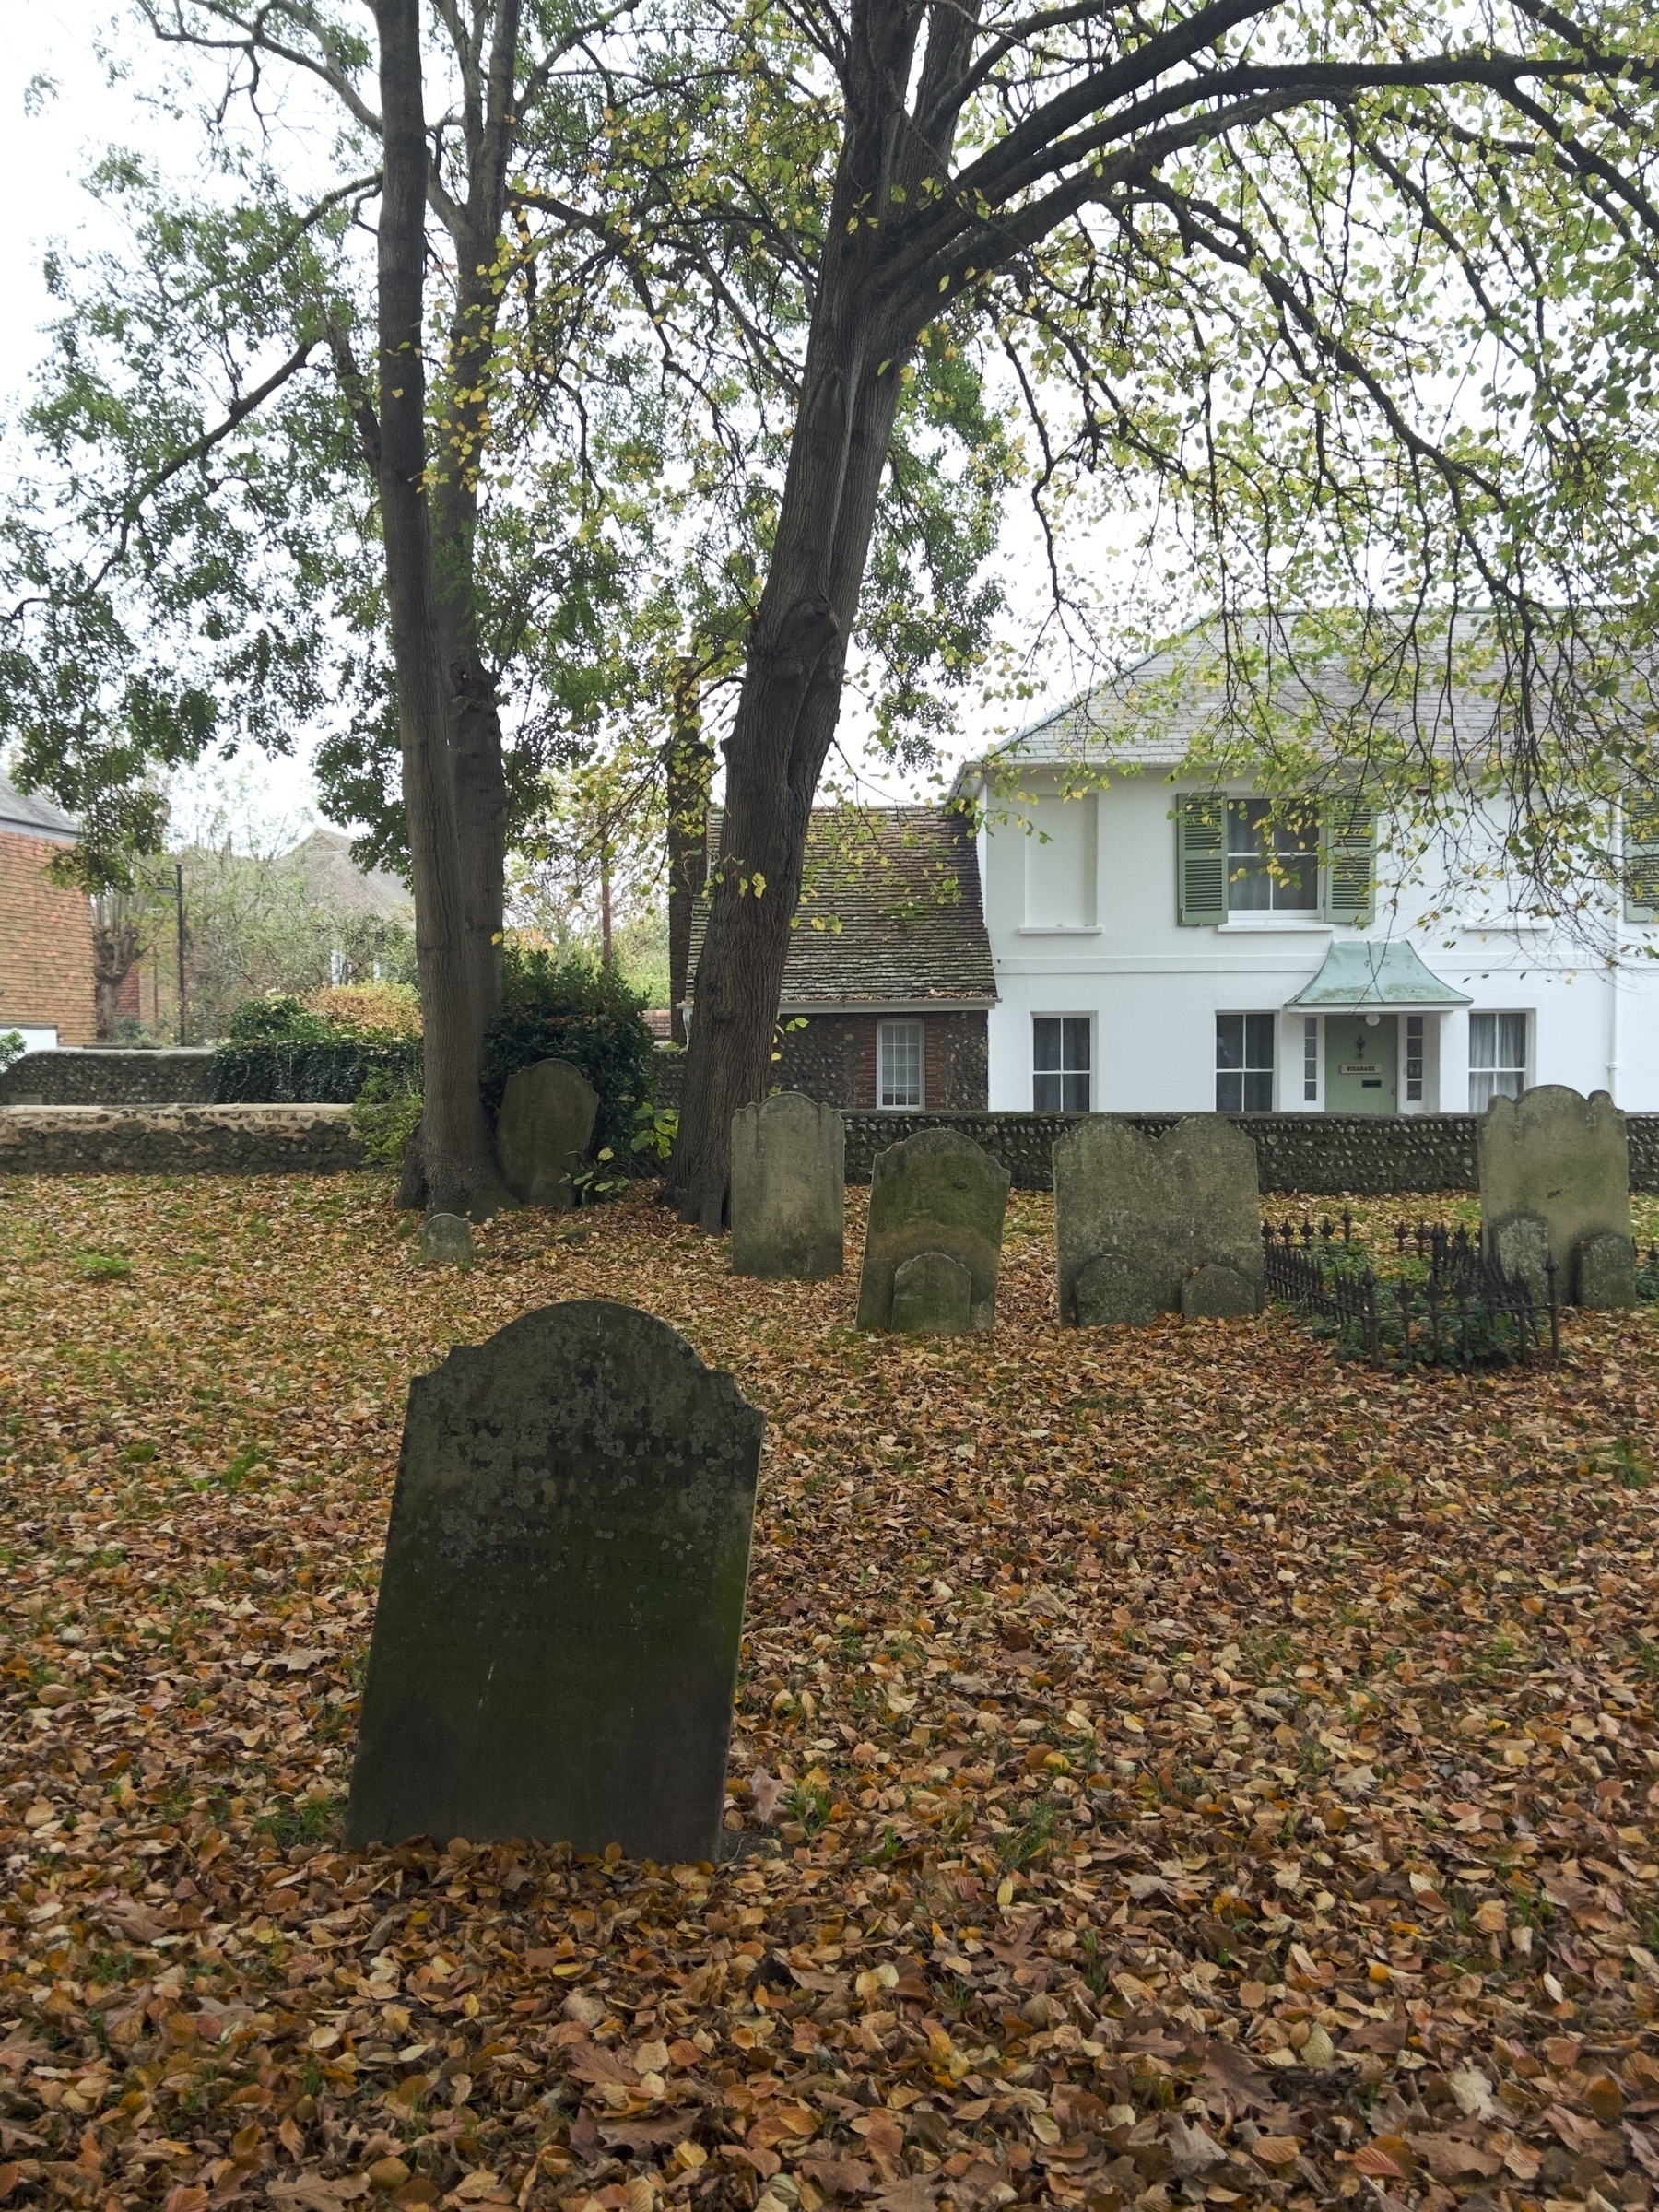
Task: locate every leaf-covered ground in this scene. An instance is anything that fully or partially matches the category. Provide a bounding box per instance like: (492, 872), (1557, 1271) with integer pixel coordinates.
(4, 1174), (1659, 2212)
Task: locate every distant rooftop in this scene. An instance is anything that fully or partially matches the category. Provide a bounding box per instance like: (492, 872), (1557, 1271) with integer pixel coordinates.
(0, 769), (77, 846)
(281, 829), (412, 920)
(687, 806), (996, 1010)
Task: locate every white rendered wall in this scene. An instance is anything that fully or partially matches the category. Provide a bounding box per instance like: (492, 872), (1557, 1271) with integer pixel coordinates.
(974, 771), (1659, 1112)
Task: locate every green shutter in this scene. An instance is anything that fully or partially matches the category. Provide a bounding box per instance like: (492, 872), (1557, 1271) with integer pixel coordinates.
(1176, 794), (1226, 924)
(1626, 790), (1659, 923)
(1325, 796), (1375, 924)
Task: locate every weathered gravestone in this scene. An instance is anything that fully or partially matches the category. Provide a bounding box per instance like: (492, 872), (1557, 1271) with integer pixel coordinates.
(1576, 1230), (1638, 1312)
(1478, 1085), (1632, 1307)
(494, 1058), (599, 1208)
(890, 1249), (973, 1335)
(1180, 1262), (1260, 1320)
(855, 1128), (1009, 1333)
(1054, 1115), (1263, 1326)
(347, 1301), (763, 1860)
(730, 1092), (844, 1278)
(418, 1212), (475, 1267)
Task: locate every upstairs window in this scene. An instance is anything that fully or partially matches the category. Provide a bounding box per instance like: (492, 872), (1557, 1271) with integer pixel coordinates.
(1469, 1011), (1527, 1111)
(877, 1019), (924, 1108)
(1217, 1013), (1275, 1112)
(1226, 800), (1318, 912)
(1033, 1017), (1090, 1112)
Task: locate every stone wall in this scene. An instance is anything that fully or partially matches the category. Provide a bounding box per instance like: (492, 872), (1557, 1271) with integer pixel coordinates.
(841, 1111), (1659, 1194)
(0, 1105), (367, 1176)
(0, 1048), (216, 1107)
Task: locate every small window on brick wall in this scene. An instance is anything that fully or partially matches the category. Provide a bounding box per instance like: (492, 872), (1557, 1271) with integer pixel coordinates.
(877, 1019), (924, 1108)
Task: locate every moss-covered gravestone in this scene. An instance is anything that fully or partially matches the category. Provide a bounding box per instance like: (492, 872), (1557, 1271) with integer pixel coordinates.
(493, 1058), (599, 1208)
(418, 1212), (474, 1266)
(730, 1092), (844, 1278)
(1054, 1116), (1263, 1326)
(1478, 1086), (1631, 1308)
(855, 1128), (1009, 1332)
(346, 1301), (763, 1859)
(890, 1249), (973, 1334)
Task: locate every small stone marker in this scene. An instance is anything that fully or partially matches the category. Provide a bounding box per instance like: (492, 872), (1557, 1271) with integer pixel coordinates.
(1575, 1231), (1637, 1311)
(418, 1211), (474, 1266)
(1053, 1115), (1263, 1325)
(1180, 1263), (1259, 1321)
(1478, 1085), (1631, 1307)
(347, 1300), (763, 1860)
(493, 1058), (600, 1208)
(890, 1249), (973, 1335)
(730, 1091), (844, 1278)
(855, 1127), (1009, 1332)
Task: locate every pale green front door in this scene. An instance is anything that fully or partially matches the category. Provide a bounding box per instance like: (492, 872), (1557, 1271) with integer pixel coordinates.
(1324, 1014), (1398, 1113)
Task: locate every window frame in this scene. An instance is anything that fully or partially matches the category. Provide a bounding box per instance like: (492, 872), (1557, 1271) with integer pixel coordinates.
(1225, 797), (1321, 914)
(1216, 1012), (1277, 1113)
(1032, 1014), (1092, 1113)
(877, 1018), (924, 1110)
(1468, 1010), (1528, 1112)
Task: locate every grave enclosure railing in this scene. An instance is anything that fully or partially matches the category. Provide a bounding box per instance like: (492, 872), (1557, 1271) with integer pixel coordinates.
(1259, 1213), (1562, 1370)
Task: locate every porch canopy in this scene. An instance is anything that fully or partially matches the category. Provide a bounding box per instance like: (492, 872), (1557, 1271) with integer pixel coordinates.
(1285, 941), (1471, 1014)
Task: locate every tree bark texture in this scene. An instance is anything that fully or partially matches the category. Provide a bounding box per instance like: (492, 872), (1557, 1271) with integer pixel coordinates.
(666, 0), (945, 1224)
(665, 658), (712, 1044)
(372, 0), (505, 1217)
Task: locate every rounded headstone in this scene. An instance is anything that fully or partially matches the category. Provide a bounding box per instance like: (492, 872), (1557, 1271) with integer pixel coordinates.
(890, 1249), (972, 1334)
(730, 1091), (844, 1278)
(1075, 1253), (1157, 1328)
(418, 1211), (475, 1266)
(1478, 1086), (1631, 1307)
(494, 1058), (600, 1208)
(1053, 1114), (1263, 1326)
(854, 1127), (1009, 1332)
(1180, 1263), (1260, 1320)
(1575, 1230), (1637, 1311)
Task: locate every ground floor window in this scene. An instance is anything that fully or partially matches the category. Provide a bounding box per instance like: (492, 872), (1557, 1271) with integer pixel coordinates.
(1469, 1010), (1527, 1111)
(1217, 1012), (1275, 1112)
(1033, 1016), (1090, 1111)
(877, 1018), (924, 1108)
(1302, 1016), (1319, 1103)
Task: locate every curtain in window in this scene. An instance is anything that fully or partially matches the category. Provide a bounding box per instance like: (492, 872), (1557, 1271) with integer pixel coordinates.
(1469, 1010), (1527, 1110)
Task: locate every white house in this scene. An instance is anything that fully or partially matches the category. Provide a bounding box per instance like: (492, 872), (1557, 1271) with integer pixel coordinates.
(953, 627), (1659, 1115)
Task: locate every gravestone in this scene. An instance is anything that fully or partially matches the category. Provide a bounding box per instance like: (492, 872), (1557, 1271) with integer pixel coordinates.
(1576, 1231), (1638, 1311)
(1180, 1263), (1259, 1320)
(347, 1301), (764, 1861)
(418, 1212), (474, 1267)
(1053, 1115), (1263, 1326)
(1491, 1214), (1551, 1302)
(855, 1128), (1009, 1332)
(1478, 1086), (1631, 1308)
(730, 1092), (844, 1278)
(494, 1058), (599, 1208)
(890, 1249), (973, 1335)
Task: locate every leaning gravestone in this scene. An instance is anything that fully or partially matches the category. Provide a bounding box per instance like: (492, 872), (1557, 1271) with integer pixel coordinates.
(1478, 1085), (1632, 1307)
(855, 1127), (1009, 1332)
(1054, 1116), (1263, 1326)
(730, 1092), (844, 1278)
(418, 1211), (475, 1267)
(347, 1301), (763, 1861)
(494, 1058), (599, 1208)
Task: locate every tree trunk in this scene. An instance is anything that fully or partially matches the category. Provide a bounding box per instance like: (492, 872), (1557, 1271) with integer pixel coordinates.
(372, 0), (507, 1218)
(666, 297), (906, 1226)
(665, 657), (712, 1044)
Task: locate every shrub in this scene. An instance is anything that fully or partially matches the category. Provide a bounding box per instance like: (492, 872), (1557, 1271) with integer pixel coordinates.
(303, 982), (422, 1037)
(481, 947), (656, 1166)
(349, 1067), (425, 1167)
(215, 990), (420, 1103)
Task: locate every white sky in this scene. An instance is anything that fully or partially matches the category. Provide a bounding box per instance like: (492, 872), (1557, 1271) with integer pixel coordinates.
(0, 6), (1124, 851)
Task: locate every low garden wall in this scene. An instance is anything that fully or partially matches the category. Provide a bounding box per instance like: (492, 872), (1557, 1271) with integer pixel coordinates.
(841, 1111), (1659, 1194)
(0, 1049), (216, 1106)
(0, 1105), (366, 1177)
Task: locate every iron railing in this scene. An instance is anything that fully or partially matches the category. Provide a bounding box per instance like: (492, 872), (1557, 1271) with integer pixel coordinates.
(1261, 1214), (1559, 1369)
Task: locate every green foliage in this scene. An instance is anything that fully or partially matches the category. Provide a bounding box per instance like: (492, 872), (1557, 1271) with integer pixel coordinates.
(227, 995), (338, 1045)
(212, 1037), (421, 1105)
(0, 1031), (25, 1075)
(349, 1068), (425, 1169)
(481, 946), (656, 1166)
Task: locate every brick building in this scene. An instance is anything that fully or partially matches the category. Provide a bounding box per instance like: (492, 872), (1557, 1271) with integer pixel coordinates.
(685, 806), (996, 1109)
(0, 772), (95, 1048)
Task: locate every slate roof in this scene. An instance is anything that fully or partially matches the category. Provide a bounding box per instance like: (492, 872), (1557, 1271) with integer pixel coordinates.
(686, 806), (996, 1010)
(0, 770), (77, 845)
(955, 609), (1645, 782)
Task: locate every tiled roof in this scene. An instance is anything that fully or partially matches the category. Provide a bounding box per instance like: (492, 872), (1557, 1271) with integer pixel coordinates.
(0, 770), (77, 844)
(687, 806), (996, 1009)
(280, 829), (412, 919)
(957, 609), (1595, 782)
